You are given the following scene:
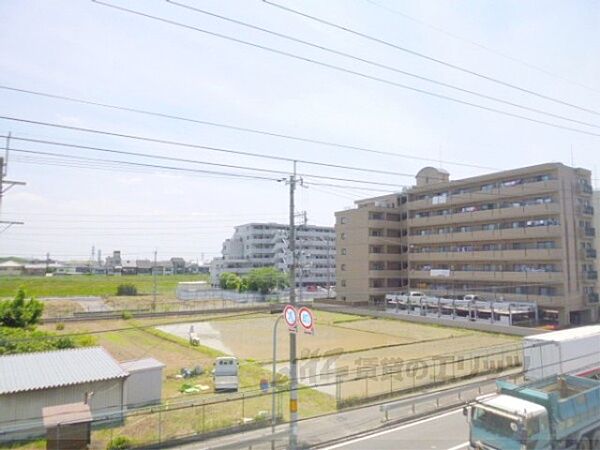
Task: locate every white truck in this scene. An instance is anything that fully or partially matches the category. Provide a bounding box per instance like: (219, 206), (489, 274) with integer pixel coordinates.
(386, 291), (426, 306)
(523, 325), (600, 381)
(213, 356), (239, 392)
(464, 325), (600, 449)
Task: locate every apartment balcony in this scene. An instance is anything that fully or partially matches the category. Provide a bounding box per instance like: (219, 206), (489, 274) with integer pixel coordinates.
(409, 269), (564, 283)
(409, 248), (563, 263)
(408, 225), (562, 245)
(408, 179), (559, 211)
(588, 293), (600, 304)
(585, 248), (597, 259)
(584, 270), (598, 280)
(580, 205), (594, 216)
(367, 235), (404, 244)
(408, 202), (561, 228)
(368, 252), (404, 261)
(580, 227), (596, 238)
(578, 184), (594, 195)
(369, 270), (402, 278)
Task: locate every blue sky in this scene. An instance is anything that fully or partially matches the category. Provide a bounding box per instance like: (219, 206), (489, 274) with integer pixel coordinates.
(1, 0), (599, 262)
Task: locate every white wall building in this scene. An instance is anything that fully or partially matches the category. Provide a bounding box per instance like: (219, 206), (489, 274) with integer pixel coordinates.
(210, 222), (335, 288)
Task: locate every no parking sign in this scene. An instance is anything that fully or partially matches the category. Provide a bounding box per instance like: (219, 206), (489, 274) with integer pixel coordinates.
(298, 306), (314, 334)
(283, 304), (298, 332)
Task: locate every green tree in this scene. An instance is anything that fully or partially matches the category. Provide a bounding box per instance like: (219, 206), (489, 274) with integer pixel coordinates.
(0, 288), (44, 328)
(238, 277), (249, 293)
(245, 267), (288, 294)
(219, 272), (242, 291)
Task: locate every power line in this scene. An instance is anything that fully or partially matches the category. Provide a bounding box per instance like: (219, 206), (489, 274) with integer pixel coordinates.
(9, 147), (411, 188)
(167, 1), (600, 130)
(0, 85), (495, 171)
(2, 134), (431, 182)
(12, 147), (280, 182)
(263, 0), (600, 117)
(89, 1), (600, 138)
(362, 0), (600, 96)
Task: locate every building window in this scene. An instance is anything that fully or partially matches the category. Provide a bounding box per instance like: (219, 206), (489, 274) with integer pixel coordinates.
(341, 264), (346, 271)
(341, 280), (346, 287)
(340, 217), (348, 224)
(341, 248), (347, 255)
(340, 232), (346, 240)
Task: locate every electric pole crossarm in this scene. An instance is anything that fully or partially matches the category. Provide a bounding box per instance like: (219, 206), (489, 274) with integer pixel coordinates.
(1, 180), (26, 194)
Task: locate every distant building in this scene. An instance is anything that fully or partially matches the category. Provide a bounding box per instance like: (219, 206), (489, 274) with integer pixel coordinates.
(0, 260), (24, 276)
(156, 261), (174, 275)
(170, 257), (186, 274)
(105, 250), (122, 270)
(135, 259), (153, 275)
(210, 222), (335, 288)
(335, 163), (597, 326)
(594, 191), (600, 306)
(121, 259), (137, 276)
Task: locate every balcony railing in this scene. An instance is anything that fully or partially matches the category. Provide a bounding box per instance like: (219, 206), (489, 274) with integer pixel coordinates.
(583, 227), (596, 237)
(584, 270), (598, 280)
(588, 293), (599, 304)
(586, 248), (597, 258)
(582, 205), (594, 215)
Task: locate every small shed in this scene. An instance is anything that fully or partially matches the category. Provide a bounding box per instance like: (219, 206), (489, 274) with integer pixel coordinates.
(42, 402), (92, 450)
(121, 358), (165, 408)
(0, 347), (128, 442)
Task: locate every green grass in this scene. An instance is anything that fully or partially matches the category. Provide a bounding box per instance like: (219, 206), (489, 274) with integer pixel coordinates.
(0, 274), (208, 298)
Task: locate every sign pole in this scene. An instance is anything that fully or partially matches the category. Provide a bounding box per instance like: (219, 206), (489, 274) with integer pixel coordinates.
(271, 314), (283, 434)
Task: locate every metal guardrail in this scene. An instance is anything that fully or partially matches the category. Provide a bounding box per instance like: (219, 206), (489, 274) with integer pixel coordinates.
(379, 375), (520, 422)
(207, 430), (289, 450)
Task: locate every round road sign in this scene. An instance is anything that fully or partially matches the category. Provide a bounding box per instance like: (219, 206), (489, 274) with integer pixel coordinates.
(298, 307), (314, 332)
(283, 305), (297, 329)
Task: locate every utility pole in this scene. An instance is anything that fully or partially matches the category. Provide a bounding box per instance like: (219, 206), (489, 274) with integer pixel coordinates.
(45, 252), (50, 275)
(153, 249), (157, 311)
(1, 134), (26, 231)
(288, 161), (298, 450)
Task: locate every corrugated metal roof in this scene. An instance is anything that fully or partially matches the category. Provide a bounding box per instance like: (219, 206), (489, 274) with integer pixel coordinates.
(0, 347), (128, 395)
(120, 357), (165, 372)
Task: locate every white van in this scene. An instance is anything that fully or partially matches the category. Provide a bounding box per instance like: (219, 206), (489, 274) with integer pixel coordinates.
(213, 356), (239, 392)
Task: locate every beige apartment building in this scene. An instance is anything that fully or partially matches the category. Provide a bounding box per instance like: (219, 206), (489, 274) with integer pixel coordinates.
(335, 163), (598, 326)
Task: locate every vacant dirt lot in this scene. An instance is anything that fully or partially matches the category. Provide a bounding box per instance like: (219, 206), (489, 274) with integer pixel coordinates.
(157, 311), (519, 399)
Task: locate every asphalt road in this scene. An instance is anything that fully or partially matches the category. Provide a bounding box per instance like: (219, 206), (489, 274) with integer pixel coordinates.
(322, 409), (470, 450)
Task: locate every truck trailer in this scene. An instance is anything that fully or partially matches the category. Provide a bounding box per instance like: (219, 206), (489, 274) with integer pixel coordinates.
(465, 374), (600, 449)
(523, 325), (600, 381)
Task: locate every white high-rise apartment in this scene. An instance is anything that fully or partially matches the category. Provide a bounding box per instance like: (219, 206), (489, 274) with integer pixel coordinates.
(210, 223), (336, 289)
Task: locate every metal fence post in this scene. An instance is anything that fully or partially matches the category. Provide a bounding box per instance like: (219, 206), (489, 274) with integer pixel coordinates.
(158, 409), (162, 445)
(242, 393), (245, 421)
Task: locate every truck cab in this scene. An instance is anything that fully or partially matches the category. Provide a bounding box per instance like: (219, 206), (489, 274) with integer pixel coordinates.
(466, 394), (550, 450)
(213, 356), (239, 392)
(466, 375), (600, 450)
